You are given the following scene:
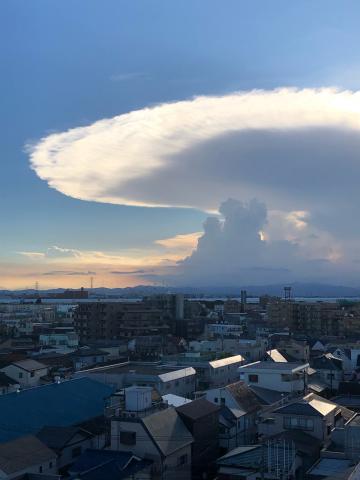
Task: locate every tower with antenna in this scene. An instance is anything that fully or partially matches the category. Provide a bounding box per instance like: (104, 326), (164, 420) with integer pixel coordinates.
(284, 286), (292, 301)
(90, 277), (94, 290)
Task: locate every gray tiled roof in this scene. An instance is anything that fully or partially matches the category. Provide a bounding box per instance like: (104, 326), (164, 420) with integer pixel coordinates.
(142, 407), (193, 457)
(0, 435), (55, 475)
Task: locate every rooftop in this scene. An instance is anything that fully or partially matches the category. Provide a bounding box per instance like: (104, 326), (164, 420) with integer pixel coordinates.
(0, 377), (114, 442)
(307, 458), (352, 478)
(0, 435), (56, 475)
(76, 361), (196, 381)
(69, 449), (152, 480)
(239, 361), (309, 373)
(142, 407), (193, 456)
(177, 397), (219, 420)
(11, 359), (47, 372)
(274, 393), (337, 417)
(37, 425), (91, 450)
(209, 355), (245, 368)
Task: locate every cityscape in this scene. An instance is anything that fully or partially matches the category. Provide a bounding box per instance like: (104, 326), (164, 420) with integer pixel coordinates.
(3, 1), (360, 479)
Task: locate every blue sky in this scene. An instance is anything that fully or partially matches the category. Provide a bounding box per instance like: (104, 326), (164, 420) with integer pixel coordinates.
(2, 0), (360, 288)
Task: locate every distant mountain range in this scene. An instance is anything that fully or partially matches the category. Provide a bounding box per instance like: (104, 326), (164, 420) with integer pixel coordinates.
(1, 282), (360, 298)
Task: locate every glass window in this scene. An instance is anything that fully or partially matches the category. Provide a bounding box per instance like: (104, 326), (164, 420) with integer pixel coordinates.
(248, 374), (258, 383)
(120, 431), (136, 445)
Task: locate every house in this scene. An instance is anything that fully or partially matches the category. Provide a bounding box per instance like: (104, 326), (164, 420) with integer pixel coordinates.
(74, 361), (196, 397)
(0, 435), (57, 479)
(68, 449), (152, 480)
(0, 372), (18, 395)
(72, 348), (110, 370)
(0, 359), (48, 388)
(239, 361), (309, 393)
(311, 354), (344, 391)
(111, 388), (193, 480)
(36, 423), (106, 471)
(258, 393), (348, 442)
(205, 381), (262, 450)
(0, 377), (115, 442)
(176, 398), (220, 480)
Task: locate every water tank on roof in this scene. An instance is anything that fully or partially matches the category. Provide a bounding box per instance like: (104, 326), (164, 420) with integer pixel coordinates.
(125, 386), (152, 412)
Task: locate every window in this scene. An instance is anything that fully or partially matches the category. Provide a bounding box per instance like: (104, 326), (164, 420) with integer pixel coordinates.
(39, 466), (43, 473)
(281, 374), (292, 382)
(49, 462), (53, 468)
(284, 417), (314, 431)
(18, 372), (23, 379)
(327, 373), (335, 380)
(177, 454), (188, 466)
(30, 371), (35, 377)
(220, 398), (226, 406)
(72, 446), (82, 458)
(248, 374), (258, 383)
(214, 397), (218, 403)
(120, 431), (136, 445)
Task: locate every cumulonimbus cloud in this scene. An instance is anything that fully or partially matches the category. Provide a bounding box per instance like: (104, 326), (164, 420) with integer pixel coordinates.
(28, 88), (360, 213)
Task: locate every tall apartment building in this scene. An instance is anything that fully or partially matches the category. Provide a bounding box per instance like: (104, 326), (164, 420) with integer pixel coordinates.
(267, 300), (345, 336)
(74, 302), (170, 343)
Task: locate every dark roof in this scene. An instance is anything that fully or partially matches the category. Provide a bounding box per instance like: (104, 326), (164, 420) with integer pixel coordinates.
(268, 430), (321, 456)
(12, 359), (47, 372)
(274, 394), (337, 417)
(249, 386), (286, 405)
(142, 407), (193, 456)
(338, 382), (360, 395)
(37, 426), (91, 451)
(0, 372), (17, 386)
(0, 377), (115, 442)
(69, 449), (152, 480)
(311, 354), (343, 371)
(76, 416), (107, 436)
(177, 398), (219, 420)
(73, 349), (109, 357)
(0, 435), (56, 475)
(226, 382), (262, 413)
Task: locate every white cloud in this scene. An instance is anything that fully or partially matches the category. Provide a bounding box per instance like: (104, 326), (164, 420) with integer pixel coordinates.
(27, 88), (360, 283)
(28, 87), (360, 212)
(167, 198), (349, 286)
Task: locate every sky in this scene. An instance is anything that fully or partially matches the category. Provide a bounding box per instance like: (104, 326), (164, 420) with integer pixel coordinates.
(2, 0), (360, 289)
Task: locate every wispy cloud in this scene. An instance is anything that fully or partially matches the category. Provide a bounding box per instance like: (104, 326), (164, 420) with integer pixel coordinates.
(42, 270), (96, 276)
(111, 269), (150, 275)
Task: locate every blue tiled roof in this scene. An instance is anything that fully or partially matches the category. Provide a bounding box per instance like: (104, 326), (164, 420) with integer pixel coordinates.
(0, 378), (114, 442)
(69, 449), (152, 480)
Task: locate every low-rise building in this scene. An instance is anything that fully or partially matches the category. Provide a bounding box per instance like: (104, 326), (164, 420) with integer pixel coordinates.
(1, 359), (48, 388)
(162, 353), (245, 390)
(176, 398), (220, 480)
(74, 361), (197, 397)
(111, 387), (193, 480)
(258, 393), (348, 442)
(205, 382), (262, 450)
(37, 423), (106, 470)
(239, 361), (309, 393)
(0, 435), (57, 479)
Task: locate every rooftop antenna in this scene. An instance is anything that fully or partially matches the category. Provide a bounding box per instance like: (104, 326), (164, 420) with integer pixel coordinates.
(90, 277), (94, 290)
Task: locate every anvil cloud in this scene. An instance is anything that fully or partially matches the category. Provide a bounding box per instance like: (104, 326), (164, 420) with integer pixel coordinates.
(29, 88), (360, 213)
(27, 88), (360, 285)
